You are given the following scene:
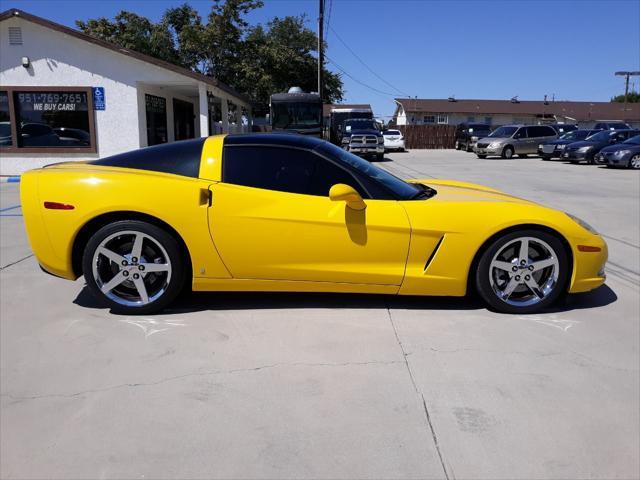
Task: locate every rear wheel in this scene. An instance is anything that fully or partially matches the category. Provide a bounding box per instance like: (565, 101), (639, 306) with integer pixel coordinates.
(629, 154), (640, 169)
(82, 220), (186, 314)
(475, 230), (569, 314)
(541, 155), (552, 160)
(502, 146), (514, 159)
(477, 154), (487, 159)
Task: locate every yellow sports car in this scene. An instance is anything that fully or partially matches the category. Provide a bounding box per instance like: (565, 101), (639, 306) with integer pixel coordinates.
(20, 134), (607, 315)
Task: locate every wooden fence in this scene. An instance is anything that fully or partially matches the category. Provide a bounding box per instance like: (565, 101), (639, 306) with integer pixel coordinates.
(397, 125), (457, 149)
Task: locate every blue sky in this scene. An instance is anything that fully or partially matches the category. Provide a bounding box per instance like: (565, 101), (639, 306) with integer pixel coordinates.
(2, 0), (639, 118)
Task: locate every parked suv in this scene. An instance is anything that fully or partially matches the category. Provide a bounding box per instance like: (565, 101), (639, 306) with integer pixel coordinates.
(563, 129), (639, 164)
(538, 129), (602, 160)
(455, 123), (492, 152)
(475, 125), (557, 159)
(341, 118), (385, 161)
(593, 121), (631, 130)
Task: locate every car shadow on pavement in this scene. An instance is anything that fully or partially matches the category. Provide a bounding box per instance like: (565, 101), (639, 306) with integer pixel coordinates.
(73, 284), (617, 316)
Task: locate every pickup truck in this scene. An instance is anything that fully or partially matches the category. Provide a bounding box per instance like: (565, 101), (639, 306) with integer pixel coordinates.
(340, 118), (385, 161)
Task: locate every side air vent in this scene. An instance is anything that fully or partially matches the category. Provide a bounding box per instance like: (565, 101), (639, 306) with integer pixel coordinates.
(8, 27), (22, 45)
(424, 235), (445, 272)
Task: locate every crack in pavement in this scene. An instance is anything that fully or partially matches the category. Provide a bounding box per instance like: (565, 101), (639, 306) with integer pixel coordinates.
(0, 254), (34, 271)
(387, 307), (452, 480)
(1, 359), (402, 402)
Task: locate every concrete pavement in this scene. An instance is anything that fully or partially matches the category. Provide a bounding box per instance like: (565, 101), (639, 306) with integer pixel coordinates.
(1, 150), (638, 479)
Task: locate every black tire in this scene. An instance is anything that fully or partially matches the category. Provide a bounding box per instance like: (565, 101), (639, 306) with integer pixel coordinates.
(474, 229), (569, 314)
(629, 154), (640, 169)
(477, 154), (487, 159)
(519, 153), (528, 158)
(501, 146), (514, 159)
(376, 153), (384, 162)
(541, 155), (552, 161)
(82, 220), (186, 315)
(569, 160), (579, 164)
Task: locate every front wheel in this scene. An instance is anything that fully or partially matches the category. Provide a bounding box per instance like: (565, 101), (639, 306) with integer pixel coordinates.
(475, 230), (569, 314)
(629, 154), (640, 169)
(82, 220), (186, 314)
(541, 155), (552, 161)
(501, 146), (514, 159)
(477, 154), (487, 159)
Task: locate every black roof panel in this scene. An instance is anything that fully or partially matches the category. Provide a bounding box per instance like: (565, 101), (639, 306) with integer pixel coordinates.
(224, 133), (326, 149)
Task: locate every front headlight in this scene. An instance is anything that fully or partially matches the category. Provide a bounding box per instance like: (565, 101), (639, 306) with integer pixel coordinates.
(538, 144), (543, 149)
(341, 137), (350, 144)
(566, 212), (598, 234)
(489, 142), (502, 148)
(577, 146), (592, 153)
(614, 149), (631, 156)
(471, 136), (478, 141)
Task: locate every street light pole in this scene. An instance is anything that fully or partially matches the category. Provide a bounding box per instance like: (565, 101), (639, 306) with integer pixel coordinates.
(615, 71), (640, 113)
(318, 0), (324, 102)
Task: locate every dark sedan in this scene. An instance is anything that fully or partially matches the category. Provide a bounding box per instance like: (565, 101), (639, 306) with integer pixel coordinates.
(595, 135), (640, 169)
(562, 129), (639, 164)
(538, 129), (601, 160)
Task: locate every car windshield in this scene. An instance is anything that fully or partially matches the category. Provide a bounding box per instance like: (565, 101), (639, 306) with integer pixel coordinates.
(586, 131), (614, 142)
(560, 130), (590, 141)
(488, 126), (518, 138)
(315, 142), (423, 200)
(344, 119), (377, 131)
(623, 135), (640, 145)
(384, 130), (401, 135)
(271, 102), (321, 129)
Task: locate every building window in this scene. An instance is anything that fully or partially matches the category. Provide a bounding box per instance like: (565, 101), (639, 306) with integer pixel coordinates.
(437, 113), (448, 124)
(423, 115), (435, 124)
(145, 94), (167, 146)
(0, 87), (96, 152)
(484, 116), (492, 125)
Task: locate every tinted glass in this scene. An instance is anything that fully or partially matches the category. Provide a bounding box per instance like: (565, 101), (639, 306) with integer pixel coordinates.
(315, 142), (421, 200)
(623, 135), (640, 145)
(344, 119), (378, 131)
(272, 102), (322, 129)
(560, 130), (590, 141)
(529, 126), (555, 138)
(587, 131), (615, 142)
(145, 94), (167, 146)
(223, 146), (365, 197)
(0, 91), (11, 146)
(88, 138), (205, 178)
(14, 91), (91, 148)
(514, 128), (528, 139)
(384, 130), (401, 135)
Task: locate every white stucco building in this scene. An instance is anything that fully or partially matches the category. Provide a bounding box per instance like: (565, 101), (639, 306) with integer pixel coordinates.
(0, 8), (252, 175)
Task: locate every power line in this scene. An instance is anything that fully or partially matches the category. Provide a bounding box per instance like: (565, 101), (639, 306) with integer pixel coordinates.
(325, 55), (398, 97)
(324, 0), (333, 41)
(328, 24), (410, 97)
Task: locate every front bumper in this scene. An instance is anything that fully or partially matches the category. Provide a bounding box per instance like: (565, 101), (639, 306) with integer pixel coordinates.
(595, 151), (632, 166)
(538, 144), (564, 158)
(570, 235), (608, 293)
(563, 150), (590, 161)
(474, 145), (503, 155)
(349, 144), (384, 155)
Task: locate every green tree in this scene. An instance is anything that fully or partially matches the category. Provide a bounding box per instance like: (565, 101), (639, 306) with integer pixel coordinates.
(611, 91), (640, 103)
(238, 15), (344, 108)
(76, 1), (344, 110)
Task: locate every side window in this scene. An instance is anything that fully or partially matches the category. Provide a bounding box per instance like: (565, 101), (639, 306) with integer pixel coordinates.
(514, 127), (527, 139)
(223, 146), (364, 197)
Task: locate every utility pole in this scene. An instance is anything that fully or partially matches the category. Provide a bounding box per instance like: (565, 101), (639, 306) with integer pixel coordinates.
(615, 71), (640, 113)
(318, 0), (324, 102)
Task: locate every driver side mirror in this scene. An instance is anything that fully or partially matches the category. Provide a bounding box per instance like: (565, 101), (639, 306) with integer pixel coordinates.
(329, 184), (366, 210)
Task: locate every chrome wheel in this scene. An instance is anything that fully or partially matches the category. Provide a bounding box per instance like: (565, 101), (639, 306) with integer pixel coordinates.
(91, 230), (172, 307)
(489, 236), (560, 307)
(630, 155), (640, 169)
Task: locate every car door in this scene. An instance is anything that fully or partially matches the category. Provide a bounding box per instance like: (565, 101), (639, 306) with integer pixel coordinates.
(207, 144), (411, 286)
(512, 127), (528, 153)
